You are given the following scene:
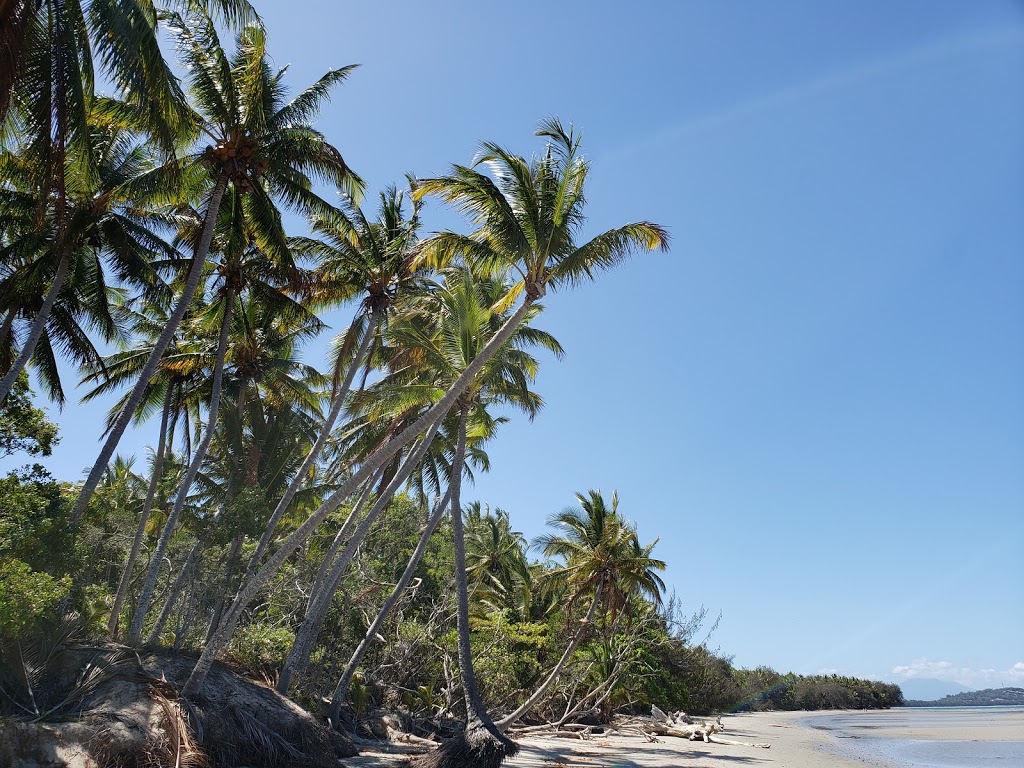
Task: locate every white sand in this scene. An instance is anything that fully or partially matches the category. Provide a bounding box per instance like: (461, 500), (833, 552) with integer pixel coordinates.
(347, 708), (1024, 768)
(505, 711), (870, 768)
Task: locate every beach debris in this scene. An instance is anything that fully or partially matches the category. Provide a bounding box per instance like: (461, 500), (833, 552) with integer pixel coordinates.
(630, 708), (771, 748)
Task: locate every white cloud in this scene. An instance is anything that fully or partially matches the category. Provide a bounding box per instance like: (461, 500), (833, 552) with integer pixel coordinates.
(890, 657), (1024, 689)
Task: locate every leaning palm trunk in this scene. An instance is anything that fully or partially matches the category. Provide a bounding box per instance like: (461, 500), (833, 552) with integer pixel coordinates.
(309, 475), (378, 600)
(243, 309), (382, 585)
(204, 530), (245, 643)
(146, 532), (203, 643)
(71, 172), (230, 525)
(329, 486), (454, 724)
(495, 591), (600, 729)
(183, 295), (536, 698)
(413, 406), (517, 768)
(277, 417), (444, 695)
(107, 385), (175, 636)
(0, 251), (71, 404)
(127, 294), (233, 645)
(272, 481), (377, 695)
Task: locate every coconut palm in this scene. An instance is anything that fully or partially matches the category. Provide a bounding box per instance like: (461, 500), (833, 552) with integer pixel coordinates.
(70, 8), (359, 523)
(1, 1), (255, 135)
(495, 490), (666, 728)
(241, 185), (424, 589)
(183, 121), (664, 702)
(537, 490), (666, 626)
(0, 1), (257, 401)
(127, 161), (331, 645)
(0, 98), (174, 405)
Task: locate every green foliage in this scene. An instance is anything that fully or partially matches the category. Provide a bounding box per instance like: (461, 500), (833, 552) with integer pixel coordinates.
(0, 466), (70, 570)
(0, 559), (71, 637)
(470, 617), (549, 707)
(228, 623), (296, 678)
(0, 373), (59, 460)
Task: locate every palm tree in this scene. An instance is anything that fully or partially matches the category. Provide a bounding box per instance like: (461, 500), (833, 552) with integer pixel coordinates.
(1, 1), (255, 135)
(496, 490), (666, 728)
(69, 8), (358, 523)
(0, 98), (174, 405)
(81, 296), (205, 637)
(128, 158), (331, 644)
(241, 185), (424, 591)
(183, 120), (665, 701)
(464, 504), (530, 615)
(1, 1), (257, 401)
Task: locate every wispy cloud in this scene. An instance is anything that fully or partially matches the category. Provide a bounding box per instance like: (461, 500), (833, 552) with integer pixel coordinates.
(603, 24), (1024, 165)
(891, 658), (1024, 689)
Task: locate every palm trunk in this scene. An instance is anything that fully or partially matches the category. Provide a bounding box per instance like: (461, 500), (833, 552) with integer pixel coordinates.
(272, 483), (375, 696)
(146, 532), (202, 643)
(71, 172), (230, 525)
(329, 486), (453, 724)
(0, 251), (71, 404)
(495, 591), (600, 729)
(413, 406), (518, 768)
(308, 478), (376, 601)
(107, 385), (174, 637)
(0, 310), (17, 368)
(127, 292), (233, 645)
(204, 530), (244, 643)
(276, 417), (444, 695)
(448, 406), (488, 721)
(183, 296), (535, 698)
(242, 309), (381, 585)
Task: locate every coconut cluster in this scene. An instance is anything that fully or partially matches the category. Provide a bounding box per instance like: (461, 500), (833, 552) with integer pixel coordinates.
(199, 134), (268, 193)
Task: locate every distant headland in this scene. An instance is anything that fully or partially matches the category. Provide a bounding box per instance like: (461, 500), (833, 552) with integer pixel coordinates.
(903, 687), (1024, 707)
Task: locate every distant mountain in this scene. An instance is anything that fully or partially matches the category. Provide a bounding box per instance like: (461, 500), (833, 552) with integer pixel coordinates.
(897, 678), (973, 701)
(903, 687), (1024, 707)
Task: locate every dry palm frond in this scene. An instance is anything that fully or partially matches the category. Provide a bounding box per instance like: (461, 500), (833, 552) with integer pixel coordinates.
(0, 613), (133, 721)
(233, 707), (306, 764)
(150, 684), (211, 768)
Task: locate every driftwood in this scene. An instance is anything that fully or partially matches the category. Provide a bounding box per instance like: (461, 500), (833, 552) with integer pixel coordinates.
(631, 708), (771, 749)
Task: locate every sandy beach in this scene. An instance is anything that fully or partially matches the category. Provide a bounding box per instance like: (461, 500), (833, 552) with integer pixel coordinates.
(497, 708), (1024, 768)
(348, 711), (893, 768)
(502, 711), (869, 768)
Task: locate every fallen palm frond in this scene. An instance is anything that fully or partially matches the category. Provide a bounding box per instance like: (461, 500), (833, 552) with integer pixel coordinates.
(149, 682), (212, 768)
(0, 613), (134, 722)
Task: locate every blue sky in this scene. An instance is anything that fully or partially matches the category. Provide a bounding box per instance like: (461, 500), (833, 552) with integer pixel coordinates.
(20, 1), (1024, 689)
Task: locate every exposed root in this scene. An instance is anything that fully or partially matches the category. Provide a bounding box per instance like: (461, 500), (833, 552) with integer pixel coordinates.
(410, 718), (518, 768)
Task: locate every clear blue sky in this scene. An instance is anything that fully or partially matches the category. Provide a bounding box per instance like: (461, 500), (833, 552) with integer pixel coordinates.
(25, 1), (1024, 689)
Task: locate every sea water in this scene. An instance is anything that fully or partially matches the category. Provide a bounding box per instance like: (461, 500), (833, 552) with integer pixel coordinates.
(802, 707), (1024, 768)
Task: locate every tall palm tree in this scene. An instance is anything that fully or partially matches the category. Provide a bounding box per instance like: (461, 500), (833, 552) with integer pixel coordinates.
(241, 185), (424, 589)
(1, 1), (257, 402)
(70, 9), (359, 523)
(183, 120), (665, 700)
(1, 1), (255, 135)
(128, 161), (329, 644)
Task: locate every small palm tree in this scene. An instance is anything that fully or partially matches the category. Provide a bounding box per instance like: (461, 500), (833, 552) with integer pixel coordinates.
(496, 491), (665, 728)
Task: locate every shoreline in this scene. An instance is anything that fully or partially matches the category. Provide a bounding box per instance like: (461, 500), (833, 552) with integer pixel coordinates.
(502, 710), (892, 768)
(347, 707), (1024, 768)
(500, 707), (1024, 768)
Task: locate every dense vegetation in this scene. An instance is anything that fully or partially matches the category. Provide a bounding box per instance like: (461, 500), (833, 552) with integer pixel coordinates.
(0, 3), (900, 765)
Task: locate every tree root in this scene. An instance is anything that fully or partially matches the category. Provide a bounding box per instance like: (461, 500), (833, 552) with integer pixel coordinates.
(410, 718), (518, 768)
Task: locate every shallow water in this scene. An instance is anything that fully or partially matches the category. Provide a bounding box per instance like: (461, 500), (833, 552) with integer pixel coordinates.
(802, 707), (1024, 768)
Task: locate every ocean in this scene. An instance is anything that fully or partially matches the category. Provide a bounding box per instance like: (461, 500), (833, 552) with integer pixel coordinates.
(802, 707), (1024, 768)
